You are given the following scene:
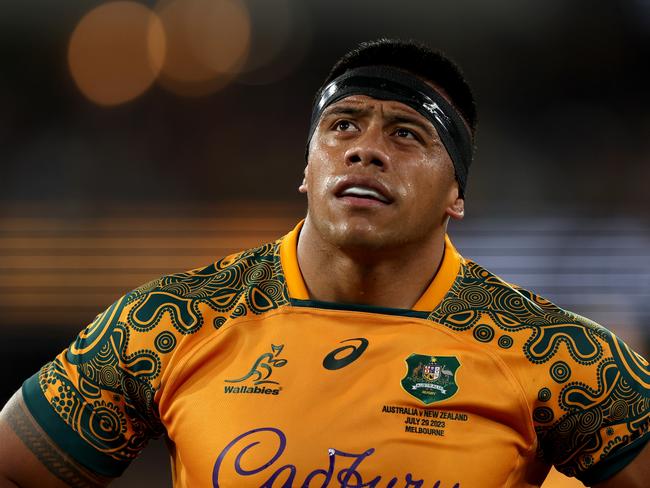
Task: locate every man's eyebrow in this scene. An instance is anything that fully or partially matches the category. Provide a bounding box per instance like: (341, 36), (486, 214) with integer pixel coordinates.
(321, 105), (369, 119)
(320, 104), (438, 139)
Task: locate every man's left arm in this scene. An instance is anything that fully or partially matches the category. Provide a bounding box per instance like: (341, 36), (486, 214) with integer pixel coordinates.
(593, 441), (649, 488)
(529, 313), (649, 486)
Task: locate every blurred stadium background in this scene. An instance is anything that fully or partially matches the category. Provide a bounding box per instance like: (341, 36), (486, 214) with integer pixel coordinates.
(1, 1), (648, 486)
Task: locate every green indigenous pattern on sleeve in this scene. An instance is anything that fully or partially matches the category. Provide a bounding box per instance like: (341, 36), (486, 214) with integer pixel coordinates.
(21, 221), (649, 487)
(426, 260), (650, 484)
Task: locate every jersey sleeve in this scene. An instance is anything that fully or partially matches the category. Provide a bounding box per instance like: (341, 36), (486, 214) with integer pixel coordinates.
(21, 285), (169, 478)
(531, 312), (649, 485)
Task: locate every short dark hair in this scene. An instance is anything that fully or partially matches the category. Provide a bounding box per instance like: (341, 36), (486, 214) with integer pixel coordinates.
(319, 38), (477, 135)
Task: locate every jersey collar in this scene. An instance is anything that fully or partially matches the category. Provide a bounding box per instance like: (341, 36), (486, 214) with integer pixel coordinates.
(279, 220), (462, 312)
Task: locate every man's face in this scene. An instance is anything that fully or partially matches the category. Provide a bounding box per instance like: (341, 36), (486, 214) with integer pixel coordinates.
(301, 93), (464, 252)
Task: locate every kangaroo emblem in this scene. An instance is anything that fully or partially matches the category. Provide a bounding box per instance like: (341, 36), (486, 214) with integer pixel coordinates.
(225, 344), (287, 385)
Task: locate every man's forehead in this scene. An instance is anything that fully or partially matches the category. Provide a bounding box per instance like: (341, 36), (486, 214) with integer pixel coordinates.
(322, 78), (467, 137)
(323, 95), (432, 121)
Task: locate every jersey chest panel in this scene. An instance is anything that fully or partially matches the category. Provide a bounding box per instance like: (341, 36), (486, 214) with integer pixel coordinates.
(160, 306), (536, 488)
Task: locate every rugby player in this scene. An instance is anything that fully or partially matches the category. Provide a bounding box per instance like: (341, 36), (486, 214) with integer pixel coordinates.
(0, 39), (648, 487)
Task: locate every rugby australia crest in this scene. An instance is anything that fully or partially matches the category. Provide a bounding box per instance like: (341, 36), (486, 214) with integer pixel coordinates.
(401, 354), (461, 404)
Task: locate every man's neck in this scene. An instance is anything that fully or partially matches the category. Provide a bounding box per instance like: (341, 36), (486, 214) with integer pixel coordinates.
(296, 218), (447, 310)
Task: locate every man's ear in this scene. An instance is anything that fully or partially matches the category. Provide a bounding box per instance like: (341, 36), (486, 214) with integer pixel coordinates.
(298, 165), (309, 193)
(447, 197), (465, 220)
(446, 184), (465, 220)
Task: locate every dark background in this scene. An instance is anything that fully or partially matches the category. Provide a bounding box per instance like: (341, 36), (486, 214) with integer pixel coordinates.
(1, 1), (648, 486)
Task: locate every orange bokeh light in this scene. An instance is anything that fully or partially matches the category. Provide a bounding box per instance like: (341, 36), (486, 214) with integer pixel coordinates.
(156, 0), (250, 96)
(68, 1), (165, 106)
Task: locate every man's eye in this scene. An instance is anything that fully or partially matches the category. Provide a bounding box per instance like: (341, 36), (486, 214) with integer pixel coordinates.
(394, 127), (416, 139)
(334, 120), (357, 132)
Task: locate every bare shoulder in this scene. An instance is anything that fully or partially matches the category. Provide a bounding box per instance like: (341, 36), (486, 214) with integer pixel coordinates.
(0, 389), (111, 488)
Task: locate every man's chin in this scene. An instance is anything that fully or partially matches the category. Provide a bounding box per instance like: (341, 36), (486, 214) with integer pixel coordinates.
(323, 218), (399, 253)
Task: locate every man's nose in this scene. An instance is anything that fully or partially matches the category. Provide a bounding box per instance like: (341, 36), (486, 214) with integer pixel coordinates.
(344, 125), (390, 169)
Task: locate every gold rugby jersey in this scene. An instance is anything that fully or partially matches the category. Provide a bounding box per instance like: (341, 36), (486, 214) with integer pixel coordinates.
(23, 221), (649, 487)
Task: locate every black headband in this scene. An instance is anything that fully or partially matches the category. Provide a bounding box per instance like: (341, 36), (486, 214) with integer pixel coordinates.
(306, 66), (474, 197)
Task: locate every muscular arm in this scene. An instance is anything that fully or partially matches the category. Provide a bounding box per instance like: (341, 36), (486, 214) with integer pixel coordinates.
(0, 389), (111, 488)
(593, 440), (650, 488)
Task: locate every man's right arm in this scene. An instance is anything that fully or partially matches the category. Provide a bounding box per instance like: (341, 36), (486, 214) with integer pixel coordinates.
(0, 285), (178, 487)
(0, 389), (111, 488)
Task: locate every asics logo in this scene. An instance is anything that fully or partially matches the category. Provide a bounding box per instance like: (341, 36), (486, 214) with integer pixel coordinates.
(323, 338), (369, 370)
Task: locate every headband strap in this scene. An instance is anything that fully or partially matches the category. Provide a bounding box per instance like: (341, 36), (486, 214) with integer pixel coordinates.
(307, 66), (474, 197)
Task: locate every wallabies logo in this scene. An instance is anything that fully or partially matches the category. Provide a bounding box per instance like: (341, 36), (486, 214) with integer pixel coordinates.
(224, 344), (287, 395)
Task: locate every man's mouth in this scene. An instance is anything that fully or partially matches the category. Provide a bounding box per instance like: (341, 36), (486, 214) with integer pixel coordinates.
(338, 185), (391, 204)
(333, 178), (394, 205)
